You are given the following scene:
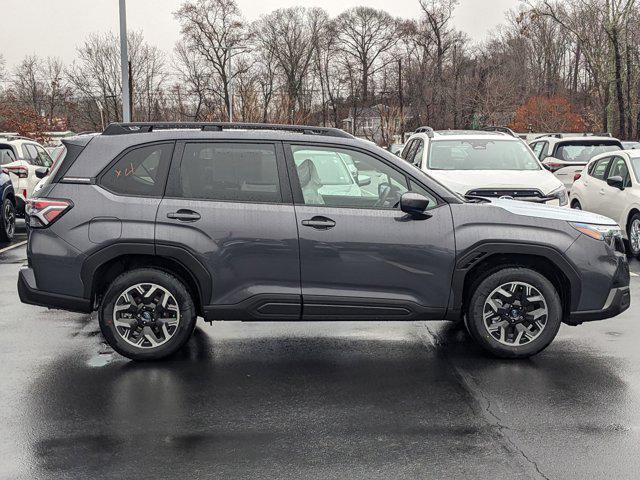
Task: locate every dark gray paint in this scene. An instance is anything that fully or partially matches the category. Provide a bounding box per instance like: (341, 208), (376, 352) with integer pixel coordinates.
(21, 128), (630, 324)
(155, 199), (301, 306)
(295, 204), (455, 313)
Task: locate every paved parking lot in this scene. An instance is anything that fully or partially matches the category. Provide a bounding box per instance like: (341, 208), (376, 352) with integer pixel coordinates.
(2, 227), (640, 479)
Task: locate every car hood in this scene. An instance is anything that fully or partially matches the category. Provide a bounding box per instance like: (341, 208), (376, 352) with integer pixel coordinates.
(490, 198), (618, 226)
(427, 169), (563, 195)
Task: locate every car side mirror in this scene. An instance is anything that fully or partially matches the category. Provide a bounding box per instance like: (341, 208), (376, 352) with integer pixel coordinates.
(400, 192), (430, 216)
(35, 167), (48, 179)
(607, 175), (625, 190)
(357, 175), (371, 187)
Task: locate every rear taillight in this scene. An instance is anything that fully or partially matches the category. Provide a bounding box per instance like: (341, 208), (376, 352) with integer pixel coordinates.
(5, 166), (28, 178)
(574, 172), (582, 181)
(26, 198), (73, 228)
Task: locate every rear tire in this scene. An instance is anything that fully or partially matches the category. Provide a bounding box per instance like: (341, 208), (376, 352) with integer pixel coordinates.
(627, 212), (640, 259)
(0, 198), (15, 243)
(465, 267), (562, 359)
(99, 268), (197, 361)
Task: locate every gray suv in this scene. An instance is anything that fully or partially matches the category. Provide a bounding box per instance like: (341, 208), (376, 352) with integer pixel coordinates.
(18, 123), (630, 360)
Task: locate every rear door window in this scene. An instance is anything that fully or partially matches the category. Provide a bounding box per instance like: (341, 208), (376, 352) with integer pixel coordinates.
(177, 143), (282, 203)
(100, 143), (174, 197)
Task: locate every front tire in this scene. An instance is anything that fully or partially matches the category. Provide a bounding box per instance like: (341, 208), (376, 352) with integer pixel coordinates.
(571, 200), (582, 210)
(0, 198), (15, 243)
(465, 268), (562, 359)
(99, 268), (197, 360)
(627, 212), (640, 259)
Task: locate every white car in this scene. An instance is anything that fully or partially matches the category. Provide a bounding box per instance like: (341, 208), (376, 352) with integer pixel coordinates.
(0, 136), (53, 214)
(401, 128), (568, 205)
(529, 134), (622, 191)
(569, 149), (640, 256)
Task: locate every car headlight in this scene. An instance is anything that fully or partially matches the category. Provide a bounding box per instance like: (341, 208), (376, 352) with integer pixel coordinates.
(570, 222), (622, 241)
(549, 186), (568, 206)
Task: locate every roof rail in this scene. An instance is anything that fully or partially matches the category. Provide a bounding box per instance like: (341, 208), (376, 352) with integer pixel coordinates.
(415, 126), (435, 138)
(0, 134), (36, 142)
(481, 126), (517, 137)
(537, 132), (613, 139)
(102, 122), (354, 139)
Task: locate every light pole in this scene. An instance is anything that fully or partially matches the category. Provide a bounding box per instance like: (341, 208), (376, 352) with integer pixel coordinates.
(119, 0), (131, 122)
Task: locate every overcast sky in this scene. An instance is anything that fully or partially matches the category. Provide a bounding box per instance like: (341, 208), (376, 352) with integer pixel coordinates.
(0, 0), (520, 69)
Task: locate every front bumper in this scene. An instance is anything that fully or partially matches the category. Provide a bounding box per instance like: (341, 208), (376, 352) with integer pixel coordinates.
(569, 286), (630, 322)
(18, 266), (92, 313)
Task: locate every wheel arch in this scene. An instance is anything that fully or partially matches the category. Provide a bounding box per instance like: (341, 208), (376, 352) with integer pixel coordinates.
(448, 242), (581, 324)
(81, 243), (212, 316)
(625, 207), (640, 236)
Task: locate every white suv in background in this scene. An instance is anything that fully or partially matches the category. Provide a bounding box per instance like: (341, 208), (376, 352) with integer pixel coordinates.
(401, 128), (568, 205)
(570, 150), (640, 257)
(0, 136), (53, 214)
(529, 134), (622, 191)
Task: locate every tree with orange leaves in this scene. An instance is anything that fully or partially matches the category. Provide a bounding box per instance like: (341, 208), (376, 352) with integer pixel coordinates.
(510, 96), (586, 133)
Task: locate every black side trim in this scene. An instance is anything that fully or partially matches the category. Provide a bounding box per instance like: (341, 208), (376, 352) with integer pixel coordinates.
(80, 242), (212, 306)
(203, 294), (302, 321)
(447, 241), (582, 320)
(303, 295), (446, 321)
(81, 242), (155, 298)
(18, 267), (91, 313)
(156, 243), (212, 304)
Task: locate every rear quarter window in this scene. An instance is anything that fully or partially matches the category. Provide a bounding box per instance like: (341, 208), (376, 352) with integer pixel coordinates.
(100, 143), (174, 197)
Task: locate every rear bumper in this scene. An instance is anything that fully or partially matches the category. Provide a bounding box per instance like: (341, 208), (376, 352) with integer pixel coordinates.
(569, 286), (630, 323)
(18, 266), (92, 313)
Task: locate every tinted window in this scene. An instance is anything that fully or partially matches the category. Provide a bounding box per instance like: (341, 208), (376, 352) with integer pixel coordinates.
(291, 145), (409, 209)
(178, 143), (281, 203)
(0, 147), (15, 165)
(101, 143), (173, 196)
(401, 139), (415, 160)
(554, 142), (621, 162)
(589, 157), (611, 180)
(412, 140), (424, 167)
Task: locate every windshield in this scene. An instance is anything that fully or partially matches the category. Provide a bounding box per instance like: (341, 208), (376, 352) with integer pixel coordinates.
(428, 139), (541, 171)
(554, 142), (621, 162)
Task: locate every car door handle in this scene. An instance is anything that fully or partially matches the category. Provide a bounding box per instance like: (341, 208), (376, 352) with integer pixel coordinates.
(301, 216), (336, 229)
(167, 209), (201, 222)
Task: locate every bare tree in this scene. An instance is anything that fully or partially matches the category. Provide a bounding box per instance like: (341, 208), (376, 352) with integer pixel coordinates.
(174, 0), (250, 120)
(334, 7), (400, 103)
(256, 7), (326, 122)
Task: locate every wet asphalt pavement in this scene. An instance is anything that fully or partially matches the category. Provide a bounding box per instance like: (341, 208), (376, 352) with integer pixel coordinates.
(2, 228), (640, 479)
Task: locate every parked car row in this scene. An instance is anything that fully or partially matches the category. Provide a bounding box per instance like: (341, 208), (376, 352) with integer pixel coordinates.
(0, 135), (55, 242)
(570, 150), (640, 257)
(400, 128), (568, 206)
(19, 122), (629, 362)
